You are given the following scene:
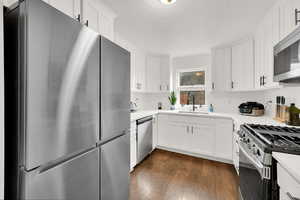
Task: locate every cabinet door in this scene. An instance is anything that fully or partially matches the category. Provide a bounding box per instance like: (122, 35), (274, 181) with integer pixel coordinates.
(82, 0), (99, 32)
(265, 9), (280, 88)
(99, 13), (114, 41)
(160, 56), (170, 92)
(189, 122), (215, 156)
(135, 51), (146, 92)
(157, 115), (186, 150)
(130, 122), (137, 171)
(254, 25), (264, 89)
(211, 47), (232, 91)
(3, 0), (18, 7)
(152, 115), (158, 150)
(146, 56), (161, 93)
(231, 39), (254, 91)
(279, 0), (300, 40)
(215, 119), (233, 161)
(255, 5), (280, 89)
(48, 0), (79, 18)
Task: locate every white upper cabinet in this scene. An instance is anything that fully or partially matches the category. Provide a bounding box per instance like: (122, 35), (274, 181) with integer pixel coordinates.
(47, 0), (80, 20)
(99, 13), (114, 41)
(146, 56), (161, 93)
(3, 0), (17, 7)
(279, 0), (300, 41)
(133, 51), (146, 92)
(211, 47), (232, 91)
(254, 5), (280, 90)
(82, 1), (100, 32)
(160, 56), (171, 91)
(211, 38), (254, 92)
(81, 0), (116, 40)
(231, 38), (254, 91)
(146, 55), (170, 93)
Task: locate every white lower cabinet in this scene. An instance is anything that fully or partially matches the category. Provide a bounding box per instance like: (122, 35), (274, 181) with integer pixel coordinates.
(152, 115), (158, 150)
(215, 119), (233, 160)
(157, 115), (187, 151)
(277, 163), (300, 200)
(186, 118), (215, 156)
(232, 129), (239, 174)
(130, 122), (137, 171)
(157, 114), (233, 162)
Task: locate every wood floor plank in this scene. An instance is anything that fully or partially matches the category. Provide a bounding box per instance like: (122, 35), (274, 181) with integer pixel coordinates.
(130, 149), (239, 200)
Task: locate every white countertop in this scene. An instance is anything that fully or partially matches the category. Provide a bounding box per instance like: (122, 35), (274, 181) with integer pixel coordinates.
(131, 110), (292, 128)
(273, 152), (300, 185)
(131, 110), (158, 122)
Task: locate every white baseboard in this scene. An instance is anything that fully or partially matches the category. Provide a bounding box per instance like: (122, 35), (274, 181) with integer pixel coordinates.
(156, 145), (234, 165)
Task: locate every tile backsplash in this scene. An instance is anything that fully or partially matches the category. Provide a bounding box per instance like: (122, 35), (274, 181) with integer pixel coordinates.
(131, 92), (170, 110)
(132, 85), (300, 119)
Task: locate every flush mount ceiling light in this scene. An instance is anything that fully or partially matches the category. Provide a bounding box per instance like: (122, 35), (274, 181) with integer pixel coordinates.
(160, 0), (176, 5)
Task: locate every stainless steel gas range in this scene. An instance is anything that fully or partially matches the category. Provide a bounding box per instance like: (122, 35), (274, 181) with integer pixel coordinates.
(238, 124), (300, 200)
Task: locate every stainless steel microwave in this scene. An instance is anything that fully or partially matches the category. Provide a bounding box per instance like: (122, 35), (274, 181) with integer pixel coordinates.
(274, 26), (300, 82)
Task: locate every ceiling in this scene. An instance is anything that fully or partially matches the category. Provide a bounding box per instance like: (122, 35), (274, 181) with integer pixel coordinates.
(99, 0), (277, 55)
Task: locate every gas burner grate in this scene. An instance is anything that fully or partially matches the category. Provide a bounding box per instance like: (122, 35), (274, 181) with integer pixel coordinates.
(246, 124), (300, 150)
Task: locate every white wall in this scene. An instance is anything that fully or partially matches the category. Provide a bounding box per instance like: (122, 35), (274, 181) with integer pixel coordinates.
(172, 54), (211, 91)
(0, 1), (4, 198)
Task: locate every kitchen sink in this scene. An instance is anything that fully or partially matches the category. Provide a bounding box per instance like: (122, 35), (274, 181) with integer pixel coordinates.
(177, 111), (209, 115)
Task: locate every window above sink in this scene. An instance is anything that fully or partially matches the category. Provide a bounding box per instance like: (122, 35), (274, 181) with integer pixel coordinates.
(176, 69), (206, 105)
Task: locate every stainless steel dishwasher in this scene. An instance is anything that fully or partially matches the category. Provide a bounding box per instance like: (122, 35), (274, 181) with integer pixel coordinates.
(136, 116), (153, 164)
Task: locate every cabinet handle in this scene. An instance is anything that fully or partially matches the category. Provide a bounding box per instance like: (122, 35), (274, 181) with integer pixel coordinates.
(160, 85), (162, 91)
(262, 76), (266, 86)
(85, 20), (89, 27)
(295, 9), (300, 26)
(191, 126), (194, 134)
(212, 82), (215, 90)
(136, 83), (142, 90)
(287, 192), (300, 200)
(259, 76), (262, 86)
(187, 126), (189, 133)
(231, 81), (234, 89)
(76, 14), (81, 22)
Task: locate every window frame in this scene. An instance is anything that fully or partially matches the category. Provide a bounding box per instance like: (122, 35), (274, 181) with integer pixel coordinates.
(176, 67), (207, 105)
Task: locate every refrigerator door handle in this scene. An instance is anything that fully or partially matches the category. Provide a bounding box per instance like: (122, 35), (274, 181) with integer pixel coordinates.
(36, 147), (96, 174)
(97, 130), (129, 147)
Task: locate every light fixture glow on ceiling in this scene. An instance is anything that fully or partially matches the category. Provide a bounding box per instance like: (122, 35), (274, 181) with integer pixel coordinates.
(160, 0), (176, 5)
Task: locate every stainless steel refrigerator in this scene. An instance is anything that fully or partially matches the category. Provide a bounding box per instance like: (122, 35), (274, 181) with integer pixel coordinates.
(4, 0), (130, 200)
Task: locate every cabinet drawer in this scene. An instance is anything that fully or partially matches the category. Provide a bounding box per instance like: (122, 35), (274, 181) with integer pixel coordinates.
(277, 163), (300, 199)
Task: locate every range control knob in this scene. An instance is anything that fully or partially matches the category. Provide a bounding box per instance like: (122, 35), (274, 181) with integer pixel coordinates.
(252, 145), (257, 155)
(256, 149), (261, 156)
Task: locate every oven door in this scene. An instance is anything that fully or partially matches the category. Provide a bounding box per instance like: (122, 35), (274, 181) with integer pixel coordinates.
(239, 145), (271, 200)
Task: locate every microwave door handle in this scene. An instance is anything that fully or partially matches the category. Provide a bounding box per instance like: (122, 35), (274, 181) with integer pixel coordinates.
(298, 42), (300, 62)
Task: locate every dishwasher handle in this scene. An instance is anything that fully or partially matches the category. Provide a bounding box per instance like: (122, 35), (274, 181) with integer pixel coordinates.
(137, 116), (153, 125)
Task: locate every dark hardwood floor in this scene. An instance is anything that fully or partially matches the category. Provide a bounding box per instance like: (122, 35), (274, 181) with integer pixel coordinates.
(130, 149), (239, 200)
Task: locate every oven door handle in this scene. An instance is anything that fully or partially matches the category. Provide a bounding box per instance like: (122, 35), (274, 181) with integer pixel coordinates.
(239, 144), (264, 172)
(287, 192), (300, 200)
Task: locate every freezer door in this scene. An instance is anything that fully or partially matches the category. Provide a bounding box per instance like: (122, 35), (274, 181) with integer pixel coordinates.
(22, 148), (99, 200)
(22, 0), (100, 169)
(101, 38), (130, 140)
(101, 134), (130, 200)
